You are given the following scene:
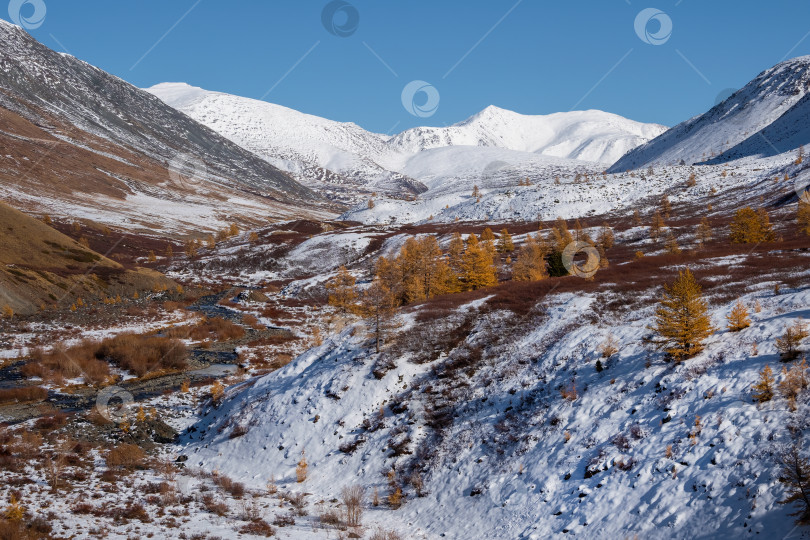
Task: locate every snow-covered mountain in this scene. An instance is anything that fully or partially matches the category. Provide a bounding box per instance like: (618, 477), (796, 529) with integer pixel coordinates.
(0, 20), (332, 233)
(385, 105), (666, 165)
(609, 56), (810, 172)
(147, 82), (427, 204)
(147, 83), (666, 204)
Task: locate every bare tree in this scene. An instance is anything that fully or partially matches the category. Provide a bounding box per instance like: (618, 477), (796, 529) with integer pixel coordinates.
(341, 485), (364, 527)
(360, 278), (396, 353)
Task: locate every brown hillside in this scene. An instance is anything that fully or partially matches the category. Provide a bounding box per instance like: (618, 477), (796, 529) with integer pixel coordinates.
(0, 200), (175, 315)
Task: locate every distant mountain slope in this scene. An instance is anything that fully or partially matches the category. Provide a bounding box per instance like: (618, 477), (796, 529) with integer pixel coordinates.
(609, 56), (810, 171)
(0, 20), (332, 232)
(147, 82), (426, 204)
(147, 83), (666, 203)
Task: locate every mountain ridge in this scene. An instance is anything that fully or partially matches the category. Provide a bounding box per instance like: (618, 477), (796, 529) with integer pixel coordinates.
(147, 82), (667, 204)
(609, 55), (810, 171)
(0, 21), (333, 233)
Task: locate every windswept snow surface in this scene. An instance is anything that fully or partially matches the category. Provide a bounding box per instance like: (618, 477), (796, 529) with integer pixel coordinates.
(180, 283), (810, 539)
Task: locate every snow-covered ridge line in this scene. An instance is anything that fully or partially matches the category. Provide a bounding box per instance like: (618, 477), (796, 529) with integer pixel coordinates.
(146, 82), (666, 205)
(609, 55), (810, 171)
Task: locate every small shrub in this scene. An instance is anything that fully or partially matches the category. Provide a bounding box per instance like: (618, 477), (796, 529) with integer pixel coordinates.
(776, 321), (809, 360)
(239, 519), (275, 537)
(229, 425), (249, 439)
(272, 513), (295, 527)
(201, 494), (229, 516)
(106, 444), (146, 469)
(387, 486), (403, 509)
(0, 386), (48, 404)
(296, 452), (308, 483)
(369, 528), (404, 540)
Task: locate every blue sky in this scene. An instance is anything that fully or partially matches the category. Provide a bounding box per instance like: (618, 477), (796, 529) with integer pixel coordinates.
(9, 1), (810, 133)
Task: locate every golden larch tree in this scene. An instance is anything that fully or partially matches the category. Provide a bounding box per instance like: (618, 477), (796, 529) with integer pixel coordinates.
(296, 451), (308, 483)
(776, 320), (809, 360)
(573, 219), (593, 244)
(650, 211), (665, 241)
(798, 200), (810, 236)
(597, 223), (614, 249)
(360, 278), (396, 353)
(696, 218), (712, 248)
(401, 236), (455, 302)
(552, 217), (574, 252)
(480, 228), (497, 258)
(497, 228), (515, 253)
(512, 234), (549, 282)
(375, 255), (406, 305)
(751, 364), (775, 403)
(325, 266), (359, 316)
(665, 231), (681, 255)
(447, 232), (465, 274)
(729, 207), (775, 243)
(726, 299), (751, 332)
(651, 269), (714, 361)
(660, 195), (672, 218)
(461, 234), (497, 290)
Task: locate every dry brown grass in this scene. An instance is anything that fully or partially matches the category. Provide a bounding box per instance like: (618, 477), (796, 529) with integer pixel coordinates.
(0, 386), (47, 404)
(106, 444), (146, 469)
(164, 317), (245, 342)
(97, 334), (187, 377)
(22, 332), (187, 383)
(24, 342), (111, 386)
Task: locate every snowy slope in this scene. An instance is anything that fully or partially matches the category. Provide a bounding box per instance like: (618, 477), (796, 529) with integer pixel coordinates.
(146, 83), (666, 203)
(340, 149), (800, 225)
(709, 90), (810, 163)
(0, 21), (315, 201)
(609, 56), (810, 171)
(180, 282), (810, 539)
